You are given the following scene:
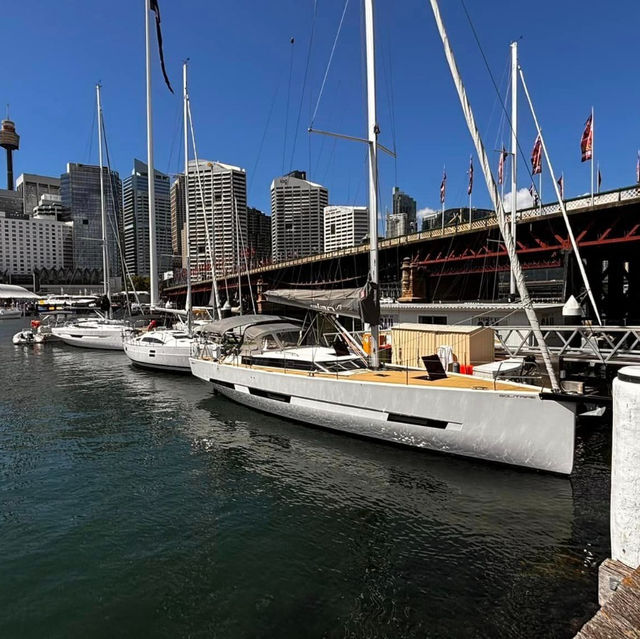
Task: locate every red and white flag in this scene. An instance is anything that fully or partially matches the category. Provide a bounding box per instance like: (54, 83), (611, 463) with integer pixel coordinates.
(531, 135), (542, 175)
(581, 113), (593, 162)
(467, 155), (474, 195)
(498, 147), (507, 185)
(440, 170), (446, 204)
(557, 174), (564, 199)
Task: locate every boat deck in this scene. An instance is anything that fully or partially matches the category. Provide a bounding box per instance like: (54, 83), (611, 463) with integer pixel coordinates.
(214, 360), (540, 393)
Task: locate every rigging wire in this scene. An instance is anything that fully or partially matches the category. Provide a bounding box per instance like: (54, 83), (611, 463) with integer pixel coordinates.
(310, 0), (350, 127)
(458, 0), (537, 186)
(288, 0), (317, 172)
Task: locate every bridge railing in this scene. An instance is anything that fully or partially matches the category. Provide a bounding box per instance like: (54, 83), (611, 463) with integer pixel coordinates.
(493, 325), (640, 365)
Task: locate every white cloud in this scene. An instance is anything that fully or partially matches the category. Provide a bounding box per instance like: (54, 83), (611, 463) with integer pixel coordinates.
(502, 187), (533, 213)
(416, 207), (439, 224)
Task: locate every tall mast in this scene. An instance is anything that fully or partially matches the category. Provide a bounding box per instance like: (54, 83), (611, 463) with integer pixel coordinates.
(364, 0), (380, 369)
(429, 0), (560, 392)
(96, 83), (110, 312)
(509, 41), (517, 298)
(183, 61), (192, 332)
(145, 0), (159, 307)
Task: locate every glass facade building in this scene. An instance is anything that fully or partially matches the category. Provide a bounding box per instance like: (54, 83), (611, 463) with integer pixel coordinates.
(60, 163), (122, 275)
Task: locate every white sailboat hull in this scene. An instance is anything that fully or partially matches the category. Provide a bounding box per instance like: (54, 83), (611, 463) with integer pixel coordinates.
(51, 324), (124, 350)
(123, 334), (192, 372)
(190, 358), (576, 474)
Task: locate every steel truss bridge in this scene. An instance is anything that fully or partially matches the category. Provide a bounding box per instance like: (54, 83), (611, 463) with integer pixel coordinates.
(166, 185), (640, 325)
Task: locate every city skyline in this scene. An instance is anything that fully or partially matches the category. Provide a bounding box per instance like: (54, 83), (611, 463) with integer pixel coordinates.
(1, 1), (639, 225)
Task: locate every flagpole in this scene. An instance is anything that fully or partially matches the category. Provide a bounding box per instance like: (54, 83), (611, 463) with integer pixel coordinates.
(590, 106), (594, 206)
(510, 40), (518, 297)
(538, 171), (542, 213)
(145, 0), (158, 308)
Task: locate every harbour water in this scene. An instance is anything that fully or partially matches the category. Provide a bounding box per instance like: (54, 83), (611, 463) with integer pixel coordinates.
(1, 318), (610, 638)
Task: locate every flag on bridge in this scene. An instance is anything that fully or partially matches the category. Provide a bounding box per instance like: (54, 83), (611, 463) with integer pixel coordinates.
(637, 151), (640, 184)
(597, 166), (602, 193)
(150, 0), (174, 93)
(440, 169), (446, 204)
(557, 174), (564, 199)
(529, 183), (539, 207)
(531, 134), (542, 175)
(467, 155), (474, 195)
(581, 113), (593, 162)
(498, 147), (507, 185)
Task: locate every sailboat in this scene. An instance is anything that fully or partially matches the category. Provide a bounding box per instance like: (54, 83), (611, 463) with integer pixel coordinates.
(123, 60), (217, 372)
(189, 0), (577, 474)
(52, 84), (129, 351)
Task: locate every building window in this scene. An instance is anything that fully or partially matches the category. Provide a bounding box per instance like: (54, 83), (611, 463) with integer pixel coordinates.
(418, 315), (447, 325)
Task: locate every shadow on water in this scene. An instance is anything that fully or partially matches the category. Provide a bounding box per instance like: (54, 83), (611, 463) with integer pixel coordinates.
(0, 321), (610, 639)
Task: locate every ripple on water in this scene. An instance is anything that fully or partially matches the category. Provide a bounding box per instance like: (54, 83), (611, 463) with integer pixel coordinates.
(0, 321), (609, 639)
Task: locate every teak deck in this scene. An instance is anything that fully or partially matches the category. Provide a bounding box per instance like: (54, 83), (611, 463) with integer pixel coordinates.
(225, 362), (539, 393)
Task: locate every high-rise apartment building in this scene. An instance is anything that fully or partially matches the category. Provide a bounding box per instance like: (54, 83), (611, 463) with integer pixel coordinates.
(16, 173), (61, 216)
(170, 174), (186, 267)
(324, 205), (368, 252)
(60, 163), (122, 275)
(0, 187), (22, 216)
(122, 159), (171, 277)
(246, 206), (271, 267)
(185, 160), (247, 280)
(271, 170), (328, 262)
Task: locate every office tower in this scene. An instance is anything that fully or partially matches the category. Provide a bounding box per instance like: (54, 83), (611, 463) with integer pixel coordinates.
(185, 160), (247, 280)
(16, 173), (61, 216)
(170, 174), (186, 267)
(324, 205), (368, 252)
(60, 163), (122, 275)
(271, 170), (328, 262)
(391, 186), (417, 234)
(246, 206), (271, 267)
(122, 159), (171, 277)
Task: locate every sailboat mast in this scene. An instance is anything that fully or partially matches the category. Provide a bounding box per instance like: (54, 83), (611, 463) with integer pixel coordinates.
(364, 0), (380, 369)
(429, 0), (560, 392)
(509, 41), (517, 298)
(96, 83), (111, 312)
(183, 61), (192, 332)
(145, 0), (159, 307)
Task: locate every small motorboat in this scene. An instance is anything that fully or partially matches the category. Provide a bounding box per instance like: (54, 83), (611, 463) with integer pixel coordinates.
(12, 328), (36, 345)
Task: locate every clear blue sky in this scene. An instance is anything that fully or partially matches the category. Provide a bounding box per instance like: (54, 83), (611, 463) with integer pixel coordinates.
(3, 0), (639, 220)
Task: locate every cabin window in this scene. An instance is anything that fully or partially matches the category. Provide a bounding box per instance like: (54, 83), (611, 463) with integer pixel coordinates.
(418, 315), (447, 325)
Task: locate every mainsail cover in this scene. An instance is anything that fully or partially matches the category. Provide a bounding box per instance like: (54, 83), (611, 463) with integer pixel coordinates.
(264, 282), (379, 325)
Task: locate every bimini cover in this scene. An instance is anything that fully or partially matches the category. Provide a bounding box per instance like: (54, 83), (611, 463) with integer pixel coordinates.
(195, 314), (291, 334)
(242, 321), (302, 342)
(265, 282), (379, 325)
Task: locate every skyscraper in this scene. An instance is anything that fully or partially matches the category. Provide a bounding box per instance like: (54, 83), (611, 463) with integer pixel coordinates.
(271, 170), (328, 262)
(392, 186), (417, 234)
(16, 173), (61, 216)
(324, 205), (368, 252)
(122, 159), (171, 277)
(60, 163), (122, 275)
(246, 206), (271, 267)
(170, 174), (186, 267)
(185, 160), (247, 280)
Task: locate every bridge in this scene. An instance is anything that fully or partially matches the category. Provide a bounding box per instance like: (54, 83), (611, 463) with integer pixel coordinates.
(165, 185), (640, 324)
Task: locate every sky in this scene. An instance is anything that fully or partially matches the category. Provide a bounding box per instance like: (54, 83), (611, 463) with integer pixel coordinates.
(3, 0), (640, 226)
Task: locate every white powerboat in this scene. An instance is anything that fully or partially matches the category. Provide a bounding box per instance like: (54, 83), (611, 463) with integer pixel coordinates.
(0, 307), (21, 320)
(51, 316), (126, 350)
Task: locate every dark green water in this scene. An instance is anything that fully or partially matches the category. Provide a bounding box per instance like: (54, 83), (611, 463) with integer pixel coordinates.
(1, 318), (610, 638)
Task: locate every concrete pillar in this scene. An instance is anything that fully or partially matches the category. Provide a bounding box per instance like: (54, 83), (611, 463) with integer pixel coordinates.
(611, 366), (640, 568)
